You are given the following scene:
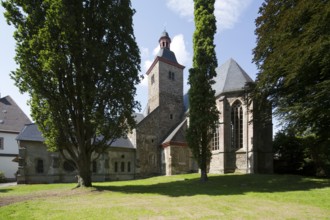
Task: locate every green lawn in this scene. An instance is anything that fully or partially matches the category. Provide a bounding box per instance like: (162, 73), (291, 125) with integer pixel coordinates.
(0, 174), (329, 219)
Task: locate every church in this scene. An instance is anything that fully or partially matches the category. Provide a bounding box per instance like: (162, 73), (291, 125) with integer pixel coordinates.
(16, 31), (273, 184)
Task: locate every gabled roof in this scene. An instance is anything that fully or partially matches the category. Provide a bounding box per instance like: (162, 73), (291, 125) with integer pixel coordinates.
(212, 58), (253, 96)
(0, 95), (31, 133)
(162, 119), (187, 147)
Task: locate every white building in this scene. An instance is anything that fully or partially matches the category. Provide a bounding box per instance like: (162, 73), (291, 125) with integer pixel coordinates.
(0, 95), (31, 180)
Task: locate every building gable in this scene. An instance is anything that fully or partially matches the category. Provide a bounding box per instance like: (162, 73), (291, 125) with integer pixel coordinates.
(0, 95), (31, 133)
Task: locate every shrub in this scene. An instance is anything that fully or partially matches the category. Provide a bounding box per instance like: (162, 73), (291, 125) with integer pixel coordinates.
(0, 171), (6, 183)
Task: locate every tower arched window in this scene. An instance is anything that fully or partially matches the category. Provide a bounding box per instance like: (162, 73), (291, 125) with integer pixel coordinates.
(231, 100), (243, 149)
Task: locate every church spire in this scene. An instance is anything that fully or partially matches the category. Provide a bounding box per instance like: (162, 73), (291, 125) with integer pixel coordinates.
(159, 30), (171, 49)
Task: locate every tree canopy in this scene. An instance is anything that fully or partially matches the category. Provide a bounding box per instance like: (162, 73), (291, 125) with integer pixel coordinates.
(2, 0), (141, 187)
(253, 0), (330, 175)
(253, 0), (330, 138)
(187, 0), (219, 182)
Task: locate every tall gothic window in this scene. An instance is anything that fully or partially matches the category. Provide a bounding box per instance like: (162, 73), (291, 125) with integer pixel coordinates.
(211, 124), (220, 151)
(231, 100), (243, 149)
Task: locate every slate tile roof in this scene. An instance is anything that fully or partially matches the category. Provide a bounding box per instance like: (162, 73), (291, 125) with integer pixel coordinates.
(16, 123), (135, 149)
(16, 123), (44, 142)
(184, 58), (253, 110)
(212, 58), (253, 96)
(0, 95), (31, 133)
(162, 119), (187, 145)
(157, 48), (178, 64)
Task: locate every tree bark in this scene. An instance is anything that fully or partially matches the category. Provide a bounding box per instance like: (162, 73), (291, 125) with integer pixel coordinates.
(200, 168), (208, 182)
(76, 157), (92, 187)
(200, 144), (209, 182)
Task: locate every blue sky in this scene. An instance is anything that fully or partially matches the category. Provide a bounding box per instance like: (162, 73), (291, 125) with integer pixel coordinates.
(1, 0), (264, 120)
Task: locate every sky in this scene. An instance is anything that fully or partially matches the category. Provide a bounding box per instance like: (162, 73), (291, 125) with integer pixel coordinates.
(0, 0), (265, 121)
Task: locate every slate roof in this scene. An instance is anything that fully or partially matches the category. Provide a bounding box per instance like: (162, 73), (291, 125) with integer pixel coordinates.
(162, 119), (187, 144)
(110, 137), (134, 149)
(183, 58), (253, 110)
(16, 123), (44, 142)
(212, 58), (253, 96)
(160, 30), (169, 38)
(157, 48), (178, 64)
(0, 95), (31, 133)
(16, 123), (134, 149)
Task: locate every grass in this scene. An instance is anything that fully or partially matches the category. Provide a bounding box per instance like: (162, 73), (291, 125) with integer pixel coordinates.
(0, 173), (329, 219)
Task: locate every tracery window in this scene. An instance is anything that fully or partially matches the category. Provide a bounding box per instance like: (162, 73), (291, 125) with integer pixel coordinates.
(211, 124), (220, 151)
(231, 100), (243, 149)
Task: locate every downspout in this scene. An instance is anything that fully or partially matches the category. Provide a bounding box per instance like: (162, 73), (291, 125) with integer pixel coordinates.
(245, 89), (249, 174)
(246, 103), (249, 173)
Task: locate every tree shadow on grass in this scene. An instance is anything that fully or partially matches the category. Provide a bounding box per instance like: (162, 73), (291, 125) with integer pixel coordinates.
(94, 174), (330, 197)
(0, 188), (13, 193)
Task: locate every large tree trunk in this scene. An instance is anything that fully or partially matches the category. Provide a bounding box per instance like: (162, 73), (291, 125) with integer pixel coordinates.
(200, 144), (209, 182)
(76, 156), (92, 187)
(200, 168), (208, 182)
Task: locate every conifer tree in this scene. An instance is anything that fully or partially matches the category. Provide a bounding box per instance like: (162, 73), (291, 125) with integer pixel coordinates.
(2, 0), (141, 187)
(187, 0), (219, 182)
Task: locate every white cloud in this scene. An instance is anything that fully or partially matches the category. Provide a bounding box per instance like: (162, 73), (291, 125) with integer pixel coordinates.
(166, 0), (193, 19)
(171, 34), (190, 65)
(166, 0), (252, 31)
(152, 45), (160, 56)
(144, 59), (153, 71)
(139, 59), (152, 87)
(140, 47), (150, 58)
(215, 0), (252, 31)
(139, 73), (148, 87)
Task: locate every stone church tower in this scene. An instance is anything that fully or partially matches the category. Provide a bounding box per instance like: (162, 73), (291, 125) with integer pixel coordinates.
(133, 31), (185, 177)
(132, 33), (273, 177)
